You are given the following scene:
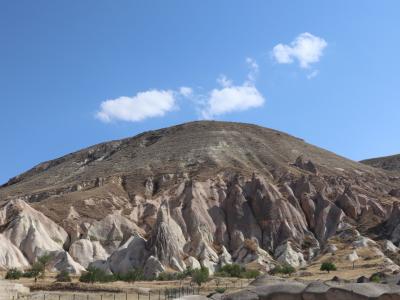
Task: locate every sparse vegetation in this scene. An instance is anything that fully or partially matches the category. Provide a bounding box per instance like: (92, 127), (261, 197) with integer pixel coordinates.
(370, 273), (383, 283)
(5, 268), (23, 280)
(320, 262), (337, 273)
(156, 267), (194, 281)
(116, 268), (144, 282)
(56, 270), (72, 282)
(79, 267), (116, 283)
(191, 266), (209, 286)
(214, 264), (260, 278)
(215, 287), (226, 293)
(270, 264), (296, 276)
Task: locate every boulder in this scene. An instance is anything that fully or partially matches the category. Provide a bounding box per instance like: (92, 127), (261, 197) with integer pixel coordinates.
(108, 234), (149, 274)
(185, 256), (201, 270)
(274, 241), (306, 268)
(69, 239), (109, 268)
(49, 250), (85, 274)
(143, 256), (165, 279)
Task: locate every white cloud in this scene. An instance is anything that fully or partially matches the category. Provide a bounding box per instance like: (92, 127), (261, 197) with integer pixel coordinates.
(179, 86), (193, 97)
(272, 32), (327, 68)
(200, 58), (265, 119)
(201, 83), (265, 119)
(97, 58), (266, 123)
(96, 89), (177, 122)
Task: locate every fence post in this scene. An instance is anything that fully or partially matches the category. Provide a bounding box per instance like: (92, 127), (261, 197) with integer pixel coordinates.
(137, 292), (139, 300)
(126, 293), (128, 300)
(148, 292), (150, 300)
(114, 294), (116, 300)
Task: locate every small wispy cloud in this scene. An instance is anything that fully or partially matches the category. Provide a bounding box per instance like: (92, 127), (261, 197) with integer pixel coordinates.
(96, 88), (190, 122)
(272, 32), (327, 69)
(307, 70), (319, 80)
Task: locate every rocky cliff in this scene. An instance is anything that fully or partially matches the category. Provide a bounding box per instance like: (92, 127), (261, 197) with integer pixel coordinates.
(1, 121), (399, 277)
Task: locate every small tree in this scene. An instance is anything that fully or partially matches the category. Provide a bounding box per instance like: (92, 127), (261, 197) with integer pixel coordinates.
(5, 268), (23, 280)
(56, 270), (72, 282)
(192, 267), (209, 287)
(30, 262), (45, 281)
(320, 262), (337, 273)
(37, 253), (53, 278)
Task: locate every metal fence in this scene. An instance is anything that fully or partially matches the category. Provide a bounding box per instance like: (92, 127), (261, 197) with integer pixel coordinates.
(14, 288), (199, 300)
(13, 279), (251, 300)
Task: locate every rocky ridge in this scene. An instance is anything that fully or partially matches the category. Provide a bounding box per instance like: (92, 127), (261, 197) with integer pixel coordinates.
(0, 121), (399, 277)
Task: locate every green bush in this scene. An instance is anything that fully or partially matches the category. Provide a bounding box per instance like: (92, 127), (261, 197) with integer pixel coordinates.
(320, 262), (337, 273)
(5, 269), (23, 280)
(219, 264), (244, 277)
(370, 274), (381, 283)
(22, 262), (43, 279)
(192, 267), (209, 286)
(117, 268), (144, 282)
(56, 270), (72, 282)
(271, 264), (296, 275)
(215, 287), (226, 294)
(156, 267), (194, 281)
(214, 264), (260, 279)
(79, 267), (116, 283)
(242, 269), (261, 279)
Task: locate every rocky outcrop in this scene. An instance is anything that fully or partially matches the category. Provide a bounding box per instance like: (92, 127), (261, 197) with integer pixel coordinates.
(69, 239), (108, 268)
(224, 277), (400, 300)
(108, 234), (149, 274)
(0, 121), (399, 275)
(0, 234), (30, 270)
(274, 241), (306, 268)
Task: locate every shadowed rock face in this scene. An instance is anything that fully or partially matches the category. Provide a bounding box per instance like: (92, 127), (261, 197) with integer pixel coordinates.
(0, 121), (399, 274)
(361, 154), (400, 172)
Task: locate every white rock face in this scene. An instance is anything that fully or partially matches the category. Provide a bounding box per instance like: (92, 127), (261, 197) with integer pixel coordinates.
(86, 211), (143, 253)
(185, 256), (201, 270)
(49, 250), (86, 274)
(1, 199), (68, 263)
(274, 242), (306, 268)
(108, 234), (149, 274)
(383, 240), (399, 253)
(143, 256), (165, 278)
(352, 236), (377, 248)
(219, 246), (232, 267)
(0, 234), (30, 270)
(69, 239), (109, 268)
(0, 199), (86, 273)
(348, 250), (359, 262)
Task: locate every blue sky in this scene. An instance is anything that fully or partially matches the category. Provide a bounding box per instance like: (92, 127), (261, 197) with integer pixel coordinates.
(1, 1), (400, 184)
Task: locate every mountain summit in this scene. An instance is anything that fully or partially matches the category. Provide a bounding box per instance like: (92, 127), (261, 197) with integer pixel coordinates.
(1, 121), (400, 277)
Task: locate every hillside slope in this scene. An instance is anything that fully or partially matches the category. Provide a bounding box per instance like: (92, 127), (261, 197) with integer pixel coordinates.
(0, 121), (400, 277)
(361, 154), (400, 172)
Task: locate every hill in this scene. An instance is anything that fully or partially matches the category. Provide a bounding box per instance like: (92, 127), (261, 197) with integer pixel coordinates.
(1, 121), (400, 278)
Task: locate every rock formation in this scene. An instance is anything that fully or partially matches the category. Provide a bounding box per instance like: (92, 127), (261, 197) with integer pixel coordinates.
(0, 121), (399, 275)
